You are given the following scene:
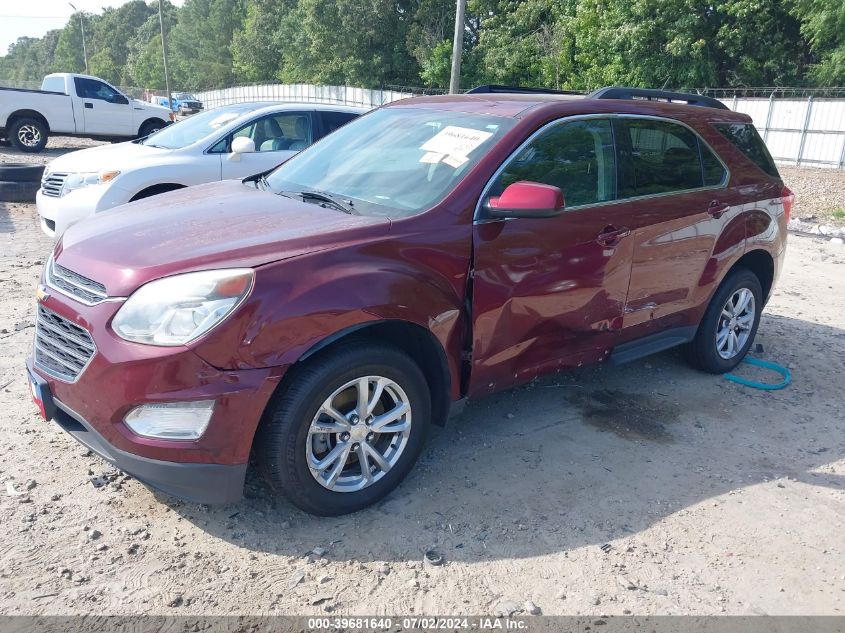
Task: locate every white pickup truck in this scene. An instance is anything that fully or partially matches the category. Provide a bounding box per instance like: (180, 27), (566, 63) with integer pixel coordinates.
(0, 73), (173, 153)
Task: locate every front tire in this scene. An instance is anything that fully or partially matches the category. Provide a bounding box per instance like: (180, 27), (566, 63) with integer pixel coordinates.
(138, 119), (166, 138)
(9, 118), (48, 153)
(256, 342), (431, 516)
(687, 268), (763, 374)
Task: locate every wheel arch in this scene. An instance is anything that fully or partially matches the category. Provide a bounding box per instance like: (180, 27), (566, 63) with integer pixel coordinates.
(137, 117), (168, 137)
(731, 249), (775, 304)
(287, 319), (453, 428)
(129, 182), (186, 202)
(6, 109), (50, 132)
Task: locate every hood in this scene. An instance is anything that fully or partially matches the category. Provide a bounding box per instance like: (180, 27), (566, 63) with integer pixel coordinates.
(45, 141), (173, 174)
(55, 180), (391, 297)
(134, 98), (171, 115)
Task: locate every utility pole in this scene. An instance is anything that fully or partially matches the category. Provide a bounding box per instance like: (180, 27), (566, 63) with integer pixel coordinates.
(449, 0), (466, 94)
(158, 0), (173, 113)
(68, 3), (88, 74)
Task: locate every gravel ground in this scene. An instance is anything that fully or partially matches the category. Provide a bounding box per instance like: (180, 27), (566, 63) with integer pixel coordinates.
(780, 166), (845, 228)
(0, 137), (843, 617)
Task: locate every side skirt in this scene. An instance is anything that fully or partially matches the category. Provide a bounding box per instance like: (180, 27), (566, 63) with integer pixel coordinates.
(609, 326), (697, 365)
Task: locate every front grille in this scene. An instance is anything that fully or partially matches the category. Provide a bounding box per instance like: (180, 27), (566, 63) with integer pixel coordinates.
(47, 259), (108, 305)
(34, 305), (96, 382)
(41, 172), (68, 198)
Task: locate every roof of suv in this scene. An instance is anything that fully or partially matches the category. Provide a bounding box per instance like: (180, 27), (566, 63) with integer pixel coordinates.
(387, 91), (750, 124)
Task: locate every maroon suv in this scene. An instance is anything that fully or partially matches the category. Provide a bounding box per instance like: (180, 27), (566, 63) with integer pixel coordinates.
(26, 87), (791, 515)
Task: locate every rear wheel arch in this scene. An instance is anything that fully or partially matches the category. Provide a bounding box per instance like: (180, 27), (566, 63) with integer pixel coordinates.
(282, 320), (453, 428)
(129, 183), (186, 202)
(730, 249), (775, 303)
(6, 109), (50, 132)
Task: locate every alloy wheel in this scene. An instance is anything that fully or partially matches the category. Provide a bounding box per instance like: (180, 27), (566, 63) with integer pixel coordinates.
(306, 376), (412, 492)
(716, 287), (755, 359)
(17, 125), (41, 148)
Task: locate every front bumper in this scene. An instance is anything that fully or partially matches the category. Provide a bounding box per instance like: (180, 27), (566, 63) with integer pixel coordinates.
(36, 184), (132, 238)
(49, 384), (247, 504)
(27, 291), (284, 503)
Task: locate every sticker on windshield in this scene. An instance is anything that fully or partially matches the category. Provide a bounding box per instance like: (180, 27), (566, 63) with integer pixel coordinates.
(442, 154), (468, 168)
(420, 126), (493, 159)
(420, 151), (445, 164)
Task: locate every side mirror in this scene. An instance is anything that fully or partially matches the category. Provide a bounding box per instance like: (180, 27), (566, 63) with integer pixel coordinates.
(485, 181), (565, 219)
(229, 136), (255, 161)
(111, 94), (129, 105)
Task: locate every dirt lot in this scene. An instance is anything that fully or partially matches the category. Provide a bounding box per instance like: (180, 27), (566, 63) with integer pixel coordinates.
(0, 139), (843, 617)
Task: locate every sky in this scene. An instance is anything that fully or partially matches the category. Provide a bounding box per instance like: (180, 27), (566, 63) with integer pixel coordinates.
(0, 0), (183, 55)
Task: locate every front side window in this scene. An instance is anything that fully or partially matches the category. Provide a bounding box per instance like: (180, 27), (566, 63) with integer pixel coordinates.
(225, 113), (313, 152)
(74, 77), (119, 102)
(616, 119), (706, 197)
(491, 118), (616, 208)
(265, 108), (514, 218)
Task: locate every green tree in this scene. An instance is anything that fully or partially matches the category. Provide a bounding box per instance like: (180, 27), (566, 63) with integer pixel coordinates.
(232, 0), (292, 82)
(793, 0), (845, 84)
(168, 0), (248, 89)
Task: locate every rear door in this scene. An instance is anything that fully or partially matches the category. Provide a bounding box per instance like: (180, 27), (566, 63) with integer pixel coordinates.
(614, 116), (733, 331)
(469, 117), (635, 394)
(73, 77), (134, 136)
(220, 111), (314, 179)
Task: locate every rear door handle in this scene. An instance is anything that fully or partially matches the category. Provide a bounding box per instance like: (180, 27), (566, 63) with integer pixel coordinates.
(596, 225), (631, 246)
(84, 102), (93, 109)
(708, 200), (729, 218)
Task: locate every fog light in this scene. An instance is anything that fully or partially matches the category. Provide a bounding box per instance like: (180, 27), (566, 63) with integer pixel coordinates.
(124, 401), (214, 440)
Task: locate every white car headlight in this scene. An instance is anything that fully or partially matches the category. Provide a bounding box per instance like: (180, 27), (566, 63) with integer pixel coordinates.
(61, 170), (120, 197)
(112, 269), (254, 346)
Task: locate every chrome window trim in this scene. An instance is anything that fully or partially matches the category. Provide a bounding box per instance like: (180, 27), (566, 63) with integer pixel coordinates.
(473, 113), (731, 223)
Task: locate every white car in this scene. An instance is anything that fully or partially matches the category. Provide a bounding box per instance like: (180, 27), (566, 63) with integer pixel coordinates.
(36, 102), (366, 237)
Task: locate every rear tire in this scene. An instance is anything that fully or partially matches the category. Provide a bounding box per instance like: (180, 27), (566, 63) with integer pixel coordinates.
(256, 342), (430, 516)
(9, 118), (48, 153)
(687, 268), (762, 374)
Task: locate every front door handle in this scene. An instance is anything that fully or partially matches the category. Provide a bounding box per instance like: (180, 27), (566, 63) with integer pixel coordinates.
(708, 200), (729, 218)
(596, 225), (631, 246)
(84, 102), (93, 109)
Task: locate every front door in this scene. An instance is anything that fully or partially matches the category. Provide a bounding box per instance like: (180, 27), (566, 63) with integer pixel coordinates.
(74, 77), (133, 136)
(469, 117), (634, 395)
(220, 112), (313, 179)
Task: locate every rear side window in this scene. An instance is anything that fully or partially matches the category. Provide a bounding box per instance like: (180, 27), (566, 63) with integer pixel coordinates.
(321, 111), (359, 136)
(41, 76), (65, 93)
(701, 143), (727, 186)
(713, 123), (779, 178)
(615, 119), (705, 197)
(494, 118), (616, 207)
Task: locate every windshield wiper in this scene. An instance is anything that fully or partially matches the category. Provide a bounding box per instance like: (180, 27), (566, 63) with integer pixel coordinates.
(286, 190), (358, 215)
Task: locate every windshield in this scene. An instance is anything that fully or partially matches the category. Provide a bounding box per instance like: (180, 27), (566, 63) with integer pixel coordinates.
(265, 107), (514, 218)
(174, 92), (196, 100)
(141, 104), (257, 149)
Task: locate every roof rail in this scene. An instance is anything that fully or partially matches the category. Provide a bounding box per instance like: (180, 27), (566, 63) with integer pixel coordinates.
(467, 84), (582, 96)
(587, 87), (729, 110)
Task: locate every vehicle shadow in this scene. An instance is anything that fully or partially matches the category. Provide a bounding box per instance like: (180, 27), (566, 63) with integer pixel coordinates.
(163, 312), (844, 563)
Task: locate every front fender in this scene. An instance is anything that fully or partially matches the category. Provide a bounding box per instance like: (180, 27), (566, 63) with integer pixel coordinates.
(190, 239), (469, 384)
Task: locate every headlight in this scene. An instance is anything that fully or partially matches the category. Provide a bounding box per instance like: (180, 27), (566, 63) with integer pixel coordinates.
(112, 269), (254, 346)
(61, 170), (120, 197)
